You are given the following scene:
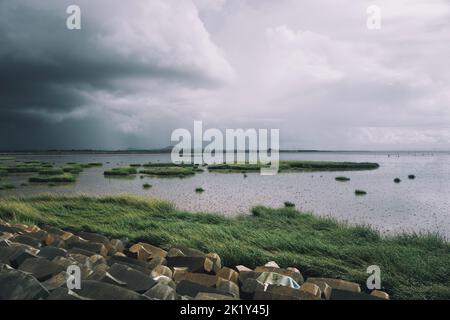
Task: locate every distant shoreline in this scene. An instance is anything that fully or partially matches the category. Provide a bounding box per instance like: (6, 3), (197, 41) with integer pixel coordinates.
(0, 149), (447, 155)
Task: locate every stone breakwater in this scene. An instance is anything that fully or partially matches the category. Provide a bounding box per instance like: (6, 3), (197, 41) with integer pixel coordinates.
(0, 219), (389, 300)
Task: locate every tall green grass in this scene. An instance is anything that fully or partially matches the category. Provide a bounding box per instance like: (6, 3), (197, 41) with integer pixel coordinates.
(0, 195), (447, 299)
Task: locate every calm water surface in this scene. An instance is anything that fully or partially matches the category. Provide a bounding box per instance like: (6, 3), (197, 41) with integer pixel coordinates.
(1, 152), (449, 238)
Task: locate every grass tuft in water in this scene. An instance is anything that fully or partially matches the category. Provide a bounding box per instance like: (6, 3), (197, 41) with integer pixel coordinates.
(88, 162), (103, 167)
(0, 183), (15, 190)
(103, 167), (137, 176)
(38, 168), (64, 176)
(140, 166), (196, 177)
(207, 161), (379, 173)
(62, 163), (86, 174)
(284, 201), (295, 208)
(0, 161), (53, 173)
(29, 173), (76, 183)
(143, 162), (199, 168)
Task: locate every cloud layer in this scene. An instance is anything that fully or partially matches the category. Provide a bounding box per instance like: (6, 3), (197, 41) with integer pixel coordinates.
(1, 0), (449, 150)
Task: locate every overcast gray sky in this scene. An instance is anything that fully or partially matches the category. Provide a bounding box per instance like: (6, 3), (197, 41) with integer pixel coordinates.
(1, 0), (449, 150)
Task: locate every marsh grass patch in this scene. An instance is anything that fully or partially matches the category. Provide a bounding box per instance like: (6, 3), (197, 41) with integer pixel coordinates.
(29, 173), (77, 183)
(103, 167), (137, 177)
(38, 168), (64, 176)
(207, 161), (379, 173)
(0, 183), (15, 190)
(284, 201), (295, 208)
(140, 166), (197, 177)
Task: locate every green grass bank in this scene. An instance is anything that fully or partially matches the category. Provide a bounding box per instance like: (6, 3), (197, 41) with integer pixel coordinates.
(207, 160), (380, 173)
(0, 195), (448, 300)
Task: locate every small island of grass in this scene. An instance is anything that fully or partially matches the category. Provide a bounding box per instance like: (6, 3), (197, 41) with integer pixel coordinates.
(29, 173), (77, 183)
(38, 168), (64, 176)
(140, 166), (197, 177)
(103, 167), (137, 177)
(143, 162), (199, 168)
(62, 162), (102, 174)
(0, 183), (15, 190)
(62, 165), (83, 174)
(207, 160), (379, 173)
(88, 162), (103, 167)
(279, 160), (379, 172)
(0, 161), (53, 173)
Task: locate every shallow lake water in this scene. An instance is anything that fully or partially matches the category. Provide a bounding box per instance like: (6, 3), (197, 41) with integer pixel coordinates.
(1, 151), (449, 238)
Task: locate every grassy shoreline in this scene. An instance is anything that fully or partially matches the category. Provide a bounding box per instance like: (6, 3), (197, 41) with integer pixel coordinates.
(0, 195), (448, 299)
(103, 167), (138, 176)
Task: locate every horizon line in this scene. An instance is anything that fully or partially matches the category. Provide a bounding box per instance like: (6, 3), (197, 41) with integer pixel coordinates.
(0, 148), (448, 154)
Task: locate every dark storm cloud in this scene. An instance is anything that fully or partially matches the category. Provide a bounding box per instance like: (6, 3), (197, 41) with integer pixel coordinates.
(0, 0), (233, 149)
(0, 0), (225, 112)
(0, 50), (208, 114)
